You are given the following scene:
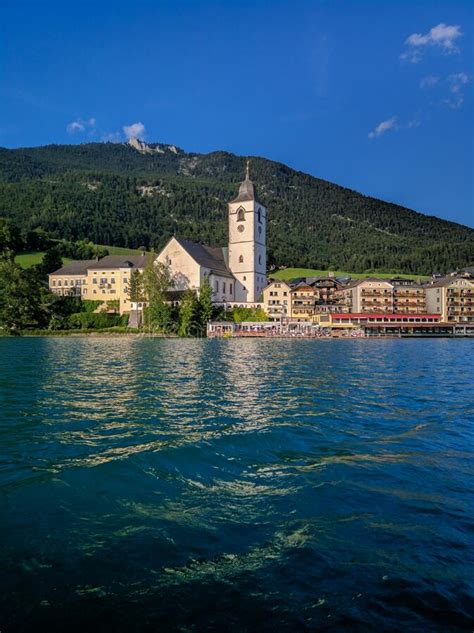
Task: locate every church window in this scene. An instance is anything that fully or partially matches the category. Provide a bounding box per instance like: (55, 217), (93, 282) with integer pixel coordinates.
(258, 226), (262, 235)
(243, 276), (246, 281)
(258, 255), (262, 264)
(215, 280), (219, 292)
(237, 207), (245, 221)
(230, 283), (233, 294)
(239, 255), (244, 263)
(223, 282), (226, 293)
(258, 209), (262, 223)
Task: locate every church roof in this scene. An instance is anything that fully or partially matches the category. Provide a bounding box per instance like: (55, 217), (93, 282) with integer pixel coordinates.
(87, 254), (150, 270)
(175, 238), (235, 279)
(230, 160), (259, 203)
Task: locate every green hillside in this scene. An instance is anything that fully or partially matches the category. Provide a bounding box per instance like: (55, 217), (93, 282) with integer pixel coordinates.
(1, 141), (473, 274)
(270, 268), (429, 281)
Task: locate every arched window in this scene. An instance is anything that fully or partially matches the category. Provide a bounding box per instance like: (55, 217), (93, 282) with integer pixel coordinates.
(258, 255), (262, 265)
(257, 208), (262, 223)
(237, 207), (245, 222)
(239, 255), (244, 263)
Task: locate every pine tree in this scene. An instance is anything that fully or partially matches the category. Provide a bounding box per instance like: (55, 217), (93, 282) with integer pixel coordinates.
(178, 290), (198, 337)
(142, 257), (173, 332)
(197, 275), (213, 335)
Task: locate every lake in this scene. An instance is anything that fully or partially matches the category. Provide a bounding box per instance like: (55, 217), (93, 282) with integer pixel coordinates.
(0, 337), (473, 632)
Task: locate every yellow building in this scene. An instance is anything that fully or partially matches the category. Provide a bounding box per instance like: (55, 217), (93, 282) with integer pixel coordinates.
(49, 254), (149, 313)
(340, 278), (394, 313)
(290, 283), (315, 321)
(262, 281), (291, 321)
(391, 278), (426, 314)
(48, 260), (97, 297)
(425, 276), (474, 322)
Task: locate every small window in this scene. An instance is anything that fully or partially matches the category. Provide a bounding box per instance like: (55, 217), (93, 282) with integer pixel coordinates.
(239, 255), (243, 263)
(64, 280), (68, 286)
(111, 278), (115, 284)
(52, 280), (56, 286)
(237, 207), (245, 221)
(258, 255), (262, 265)
(223, 282), (226, 293)
(93, 278), (97, 284)
(258, 208), (262, 223)
(230, 283), (233, 294)
(215, 280), (219, 292)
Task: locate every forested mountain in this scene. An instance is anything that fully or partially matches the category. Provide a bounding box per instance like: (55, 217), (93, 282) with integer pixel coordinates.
(0, 140), (472, 274)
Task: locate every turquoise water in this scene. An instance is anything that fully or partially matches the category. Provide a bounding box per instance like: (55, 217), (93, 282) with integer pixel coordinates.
(1, 337), (473, 632)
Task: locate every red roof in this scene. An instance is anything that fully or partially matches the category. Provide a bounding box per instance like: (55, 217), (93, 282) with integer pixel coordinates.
(333, 313), (440, 319)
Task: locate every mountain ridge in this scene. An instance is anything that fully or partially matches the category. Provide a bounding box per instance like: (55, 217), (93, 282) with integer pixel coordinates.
(0, 140), (472, 274)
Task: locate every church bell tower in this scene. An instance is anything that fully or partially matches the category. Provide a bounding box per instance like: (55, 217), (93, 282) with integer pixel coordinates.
(228, 161), (267, 303)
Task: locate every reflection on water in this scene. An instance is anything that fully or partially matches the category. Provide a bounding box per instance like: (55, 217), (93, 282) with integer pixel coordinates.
(0, 337), (473, 632)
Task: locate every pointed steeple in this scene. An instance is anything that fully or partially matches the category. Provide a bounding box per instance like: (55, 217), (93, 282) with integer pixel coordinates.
(231, 158), (255, 203)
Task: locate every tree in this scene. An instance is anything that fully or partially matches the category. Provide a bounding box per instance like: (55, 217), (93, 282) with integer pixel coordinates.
(36, 247), (63, 278)
(129, 269), (144, 327)
(197, 275), (213, 335)
(0, 219), (24, 254)
(178, 290), (198, 337)
(142, 258), (174, 332)
(0, 259), (40, 332)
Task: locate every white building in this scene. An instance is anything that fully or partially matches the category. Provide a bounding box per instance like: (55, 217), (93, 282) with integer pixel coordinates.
(156, 163), (267, 304)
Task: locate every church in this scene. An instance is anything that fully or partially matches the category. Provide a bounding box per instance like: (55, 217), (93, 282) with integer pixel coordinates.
(156, 163), (267, 304)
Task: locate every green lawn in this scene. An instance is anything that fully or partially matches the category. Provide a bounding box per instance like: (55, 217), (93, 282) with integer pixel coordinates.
(15, 245), (145, 268)
(269, 268), (430, 281)
(15, 252), (65, 268)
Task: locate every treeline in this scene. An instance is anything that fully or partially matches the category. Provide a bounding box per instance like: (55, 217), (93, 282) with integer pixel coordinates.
(0, 142), (473, 274)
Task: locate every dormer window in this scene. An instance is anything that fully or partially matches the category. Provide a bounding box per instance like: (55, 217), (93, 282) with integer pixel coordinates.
(237, 207), (245, 222)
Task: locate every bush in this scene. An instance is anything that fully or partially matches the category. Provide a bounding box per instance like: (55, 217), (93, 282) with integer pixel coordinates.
(67, 312), (128, 329)
(81, 300), (103, 313)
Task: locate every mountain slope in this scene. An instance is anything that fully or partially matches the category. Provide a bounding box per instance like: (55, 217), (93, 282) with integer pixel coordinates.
(0, 140), (472, 274)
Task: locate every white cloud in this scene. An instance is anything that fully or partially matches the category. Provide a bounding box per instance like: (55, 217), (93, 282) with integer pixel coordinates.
(123, 122), (146, 139)
(443, 72), (470, 108)
(368, 116), (398, 139)
(420, 75), (439, 89)
(66, 117), (96, 134)
(67, 121), (85, 133)
(401, 23), (462, 63)
(448, 72), (469, 93)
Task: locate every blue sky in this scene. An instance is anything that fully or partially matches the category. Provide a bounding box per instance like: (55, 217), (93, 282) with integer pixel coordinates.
(1, 0), (472, 226)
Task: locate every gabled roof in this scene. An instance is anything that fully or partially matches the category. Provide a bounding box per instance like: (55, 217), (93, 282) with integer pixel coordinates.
(87, 254), (150, 270)
(291, 282), (314, 292)
(50, 260), (97, 276)
(426, 275), (474, 288)
(174, 238), (235, 279)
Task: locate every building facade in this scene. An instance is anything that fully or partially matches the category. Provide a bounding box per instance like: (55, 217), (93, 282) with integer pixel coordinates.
(339, 279), (394, 313)
(425, 276), (474, 322)
(49, 255), (149, 313)
(262, 281), (291, 321)
(391, 278), (426, 314)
